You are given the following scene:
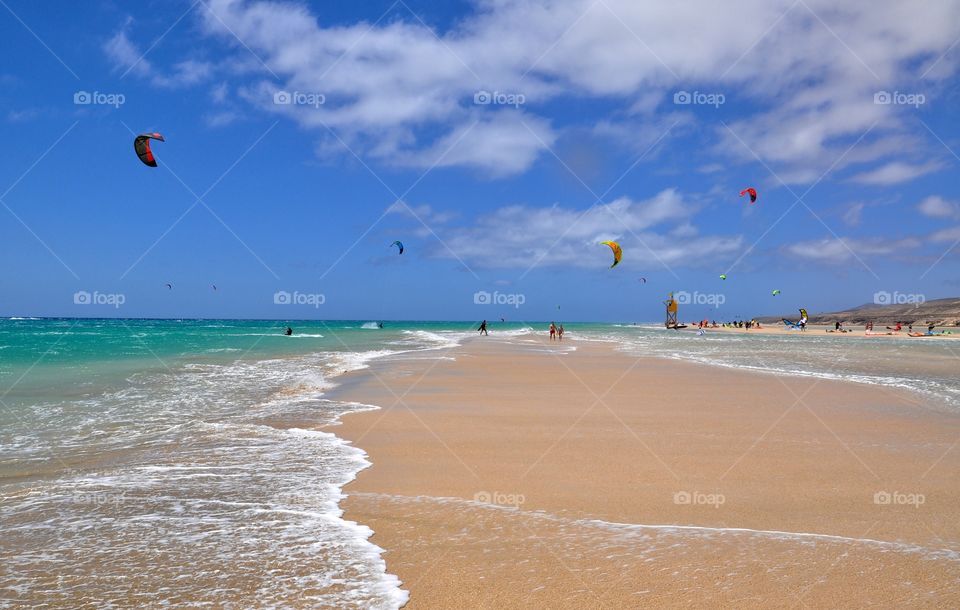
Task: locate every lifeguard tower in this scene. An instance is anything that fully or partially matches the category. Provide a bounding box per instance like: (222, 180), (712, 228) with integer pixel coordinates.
(665, 293), (678, 328)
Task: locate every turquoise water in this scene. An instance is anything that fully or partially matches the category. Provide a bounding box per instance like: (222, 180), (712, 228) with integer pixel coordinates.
(0, 318), (488, 609)
(1, 318), (957, 608)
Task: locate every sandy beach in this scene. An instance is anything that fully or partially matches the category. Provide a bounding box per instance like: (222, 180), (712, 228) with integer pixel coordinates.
(332, 335), (960, 608)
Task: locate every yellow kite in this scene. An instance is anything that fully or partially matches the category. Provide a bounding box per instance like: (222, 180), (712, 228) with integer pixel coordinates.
(600, 241), (622, 268)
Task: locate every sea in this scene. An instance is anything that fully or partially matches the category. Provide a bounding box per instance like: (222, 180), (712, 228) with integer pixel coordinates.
(1, 318), (958, 608)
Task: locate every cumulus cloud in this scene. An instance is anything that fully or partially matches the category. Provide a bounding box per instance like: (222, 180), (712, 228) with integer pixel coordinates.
(849, 160), (944, 185)
(918, 195), (960, 219)
(783, 236), (922, 263)
(104, 21), (212, 88)
(103, 23), (151, 77)
(392, 188), (743, 269)
(930, 226), (960, 243)
(6, 108), (40, 123)
(386, 201), (458, 225)
(113, 0), (960, 178)
(842, 202), (865, 227)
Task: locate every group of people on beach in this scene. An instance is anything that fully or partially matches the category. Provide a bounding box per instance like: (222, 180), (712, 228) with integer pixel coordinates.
(477, 319), (564, 340)
(704, 319), (762, 329)
(549, 322), (564, 340)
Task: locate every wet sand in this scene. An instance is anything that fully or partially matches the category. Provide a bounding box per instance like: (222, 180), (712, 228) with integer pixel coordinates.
(330, 336), (960, 608)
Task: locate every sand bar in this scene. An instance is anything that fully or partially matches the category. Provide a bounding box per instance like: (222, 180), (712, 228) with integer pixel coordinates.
(330, 335), (960, 608)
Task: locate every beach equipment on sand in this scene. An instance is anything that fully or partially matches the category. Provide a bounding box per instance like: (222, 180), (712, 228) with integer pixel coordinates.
(134, 133), (165, 167)
(783, 308), (808, 328)
(600, 241), (622, 268)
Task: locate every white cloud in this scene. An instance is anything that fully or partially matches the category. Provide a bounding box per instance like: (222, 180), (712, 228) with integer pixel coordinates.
(210, 82), (230, 104)
(399, 114), (555, 176)
(842, 202), (865, 227)
(136, 0), (960, 177)
(930, 226), (960, 242)
(104, 21), (212, 88)
(405, 188), (742, 269)
(783, 236), (921, 263)
(918, 195), (960, 219)
(6, 108), (40, 123)
(103, 24), (150, 77)
(152, 60), (214, 88)
(205, 110), (242, 127)
(386, 201), (458, 225)
(849, 160), (944, 185)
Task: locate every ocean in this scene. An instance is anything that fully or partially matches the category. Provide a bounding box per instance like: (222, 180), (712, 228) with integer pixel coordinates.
(1, 319), (957, 608)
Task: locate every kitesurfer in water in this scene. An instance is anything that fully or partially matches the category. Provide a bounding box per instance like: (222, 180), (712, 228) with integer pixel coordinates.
(478, 320), (488, 336)
(284, 327), (293, 336)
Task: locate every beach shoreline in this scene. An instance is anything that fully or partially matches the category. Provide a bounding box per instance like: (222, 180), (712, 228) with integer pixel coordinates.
(330, 334), (960, 608)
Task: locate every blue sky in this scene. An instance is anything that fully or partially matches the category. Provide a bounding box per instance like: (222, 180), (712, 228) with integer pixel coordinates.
(1, 0), (959, 322)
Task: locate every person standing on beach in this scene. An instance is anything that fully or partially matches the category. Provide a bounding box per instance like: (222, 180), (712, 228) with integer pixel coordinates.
(558, 324), (564, 340)
(478, 320), (488, 335)
(549, 322), (556, 340)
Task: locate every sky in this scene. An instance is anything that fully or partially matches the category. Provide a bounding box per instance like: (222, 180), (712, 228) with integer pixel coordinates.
(1, 0), (959, 322)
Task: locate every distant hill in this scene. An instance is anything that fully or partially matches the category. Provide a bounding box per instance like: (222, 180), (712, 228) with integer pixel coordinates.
(758, 297), (960, 326)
